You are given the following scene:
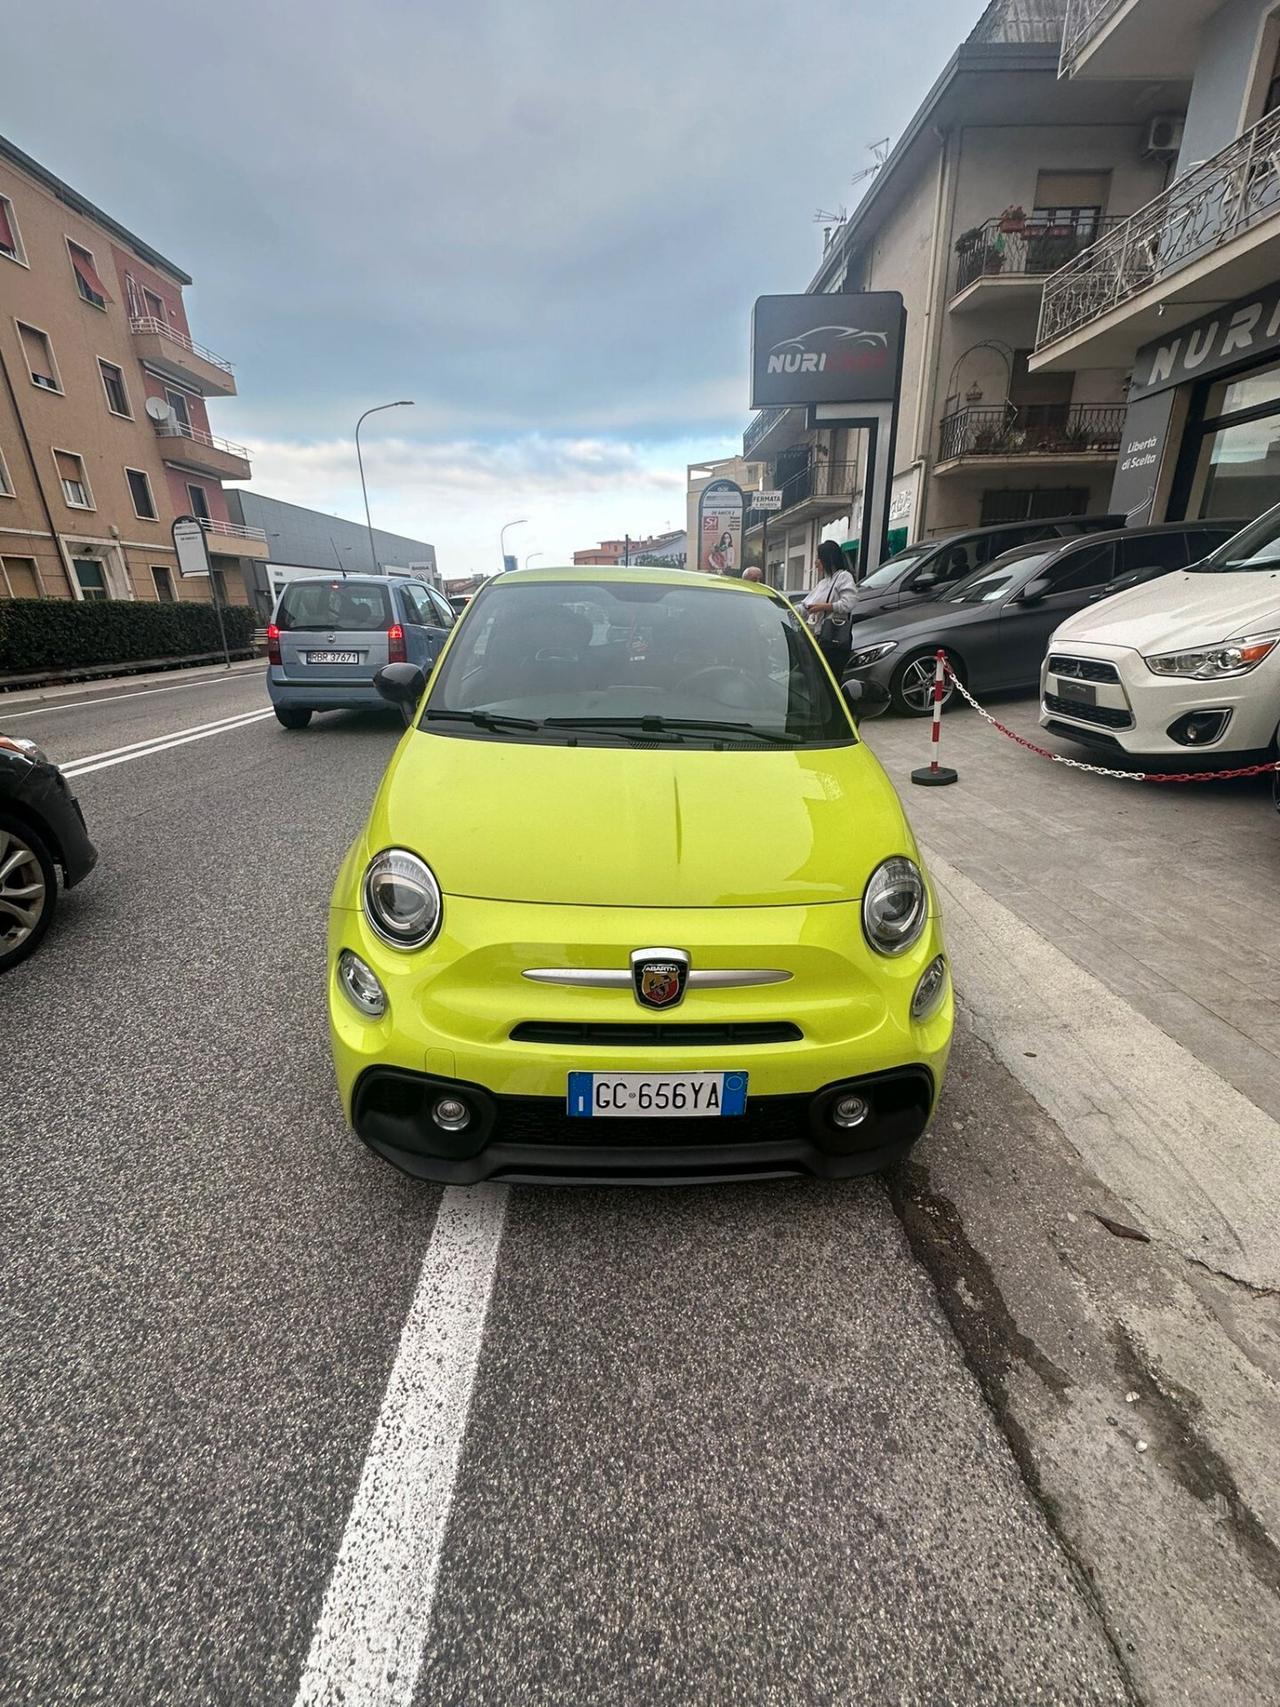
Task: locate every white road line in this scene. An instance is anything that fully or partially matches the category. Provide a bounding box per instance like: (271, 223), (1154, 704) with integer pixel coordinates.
(62, 709), (275, 777)
(293, 1184), (508, 1707)
(3, 667), (263, 719)
(64, 704), (276, 769)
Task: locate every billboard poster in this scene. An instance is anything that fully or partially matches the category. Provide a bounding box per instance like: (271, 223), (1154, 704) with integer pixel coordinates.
(697, 479), (745, 576)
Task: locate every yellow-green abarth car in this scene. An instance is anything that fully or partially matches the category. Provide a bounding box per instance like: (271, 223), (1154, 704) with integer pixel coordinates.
(328, 566), (952, 1184)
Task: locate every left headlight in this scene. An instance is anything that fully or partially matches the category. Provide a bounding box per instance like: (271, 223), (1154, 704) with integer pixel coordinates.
(362, 848), (442, 949)
(1145, 631), (1278, 679)
(848, 641), (898, 670)
(0, 735), (48, 764)
(862, 857), (928, 957)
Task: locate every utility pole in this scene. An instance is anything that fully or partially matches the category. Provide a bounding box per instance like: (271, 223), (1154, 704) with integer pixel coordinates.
(355, 400), (414, 574)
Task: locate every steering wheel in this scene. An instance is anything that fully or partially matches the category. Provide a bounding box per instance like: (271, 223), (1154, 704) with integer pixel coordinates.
(674, 666), (757, 707)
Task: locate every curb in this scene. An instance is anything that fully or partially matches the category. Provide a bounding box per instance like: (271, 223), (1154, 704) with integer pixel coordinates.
(0, 656), (265, 711)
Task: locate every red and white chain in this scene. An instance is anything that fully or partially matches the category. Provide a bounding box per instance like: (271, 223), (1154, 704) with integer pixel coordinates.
(939, 656), (1280, 786)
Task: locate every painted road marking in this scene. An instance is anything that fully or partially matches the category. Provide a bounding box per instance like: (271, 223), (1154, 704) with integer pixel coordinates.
(62, 708), (276, 777)
(3, 666), (263, 719)
(293, 1184), (508, 1707)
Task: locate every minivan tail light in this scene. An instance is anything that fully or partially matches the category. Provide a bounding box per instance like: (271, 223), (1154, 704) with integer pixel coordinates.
(388, 623), (406, 664)
(267, 622), (282, 666)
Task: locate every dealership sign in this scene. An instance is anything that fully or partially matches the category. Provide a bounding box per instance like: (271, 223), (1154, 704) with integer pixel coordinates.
(750, 293), (906, 408)
(697, 479), (745, 576)
(1131, 283), (1280, 398)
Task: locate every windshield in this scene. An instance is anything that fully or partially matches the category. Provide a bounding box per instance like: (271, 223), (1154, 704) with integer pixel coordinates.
(275, 581), (392, 631)
(424, 579), (853, 746)
(1194, 504), (1280, 572)
(858, 546), (931, 592)
(942, 549), (1056, 604)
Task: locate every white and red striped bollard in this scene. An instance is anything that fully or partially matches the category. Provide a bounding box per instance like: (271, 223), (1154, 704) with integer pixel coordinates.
(911, 648), (959, 788)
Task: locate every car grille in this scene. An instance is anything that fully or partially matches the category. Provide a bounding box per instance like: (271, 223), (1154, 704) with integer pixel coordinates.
(1047, 655), (1120, 684)
(1043, 719), (1125, 749)
(1044, 693), (1134, 730)
(509, 1021), (803, 1046)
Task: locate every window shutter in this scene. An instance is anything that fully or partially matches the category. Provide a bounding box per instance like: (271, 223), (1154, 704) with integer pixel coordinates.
(71, 249), (111, 303)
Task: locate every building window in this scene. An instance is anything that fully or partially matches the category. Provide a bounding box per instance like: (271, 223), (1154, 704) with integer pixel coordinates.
(186, 482), (210, 520)
(1, 556), (40, 598)
(151, 565), (176, 601)
(210, 567), (227, 604)
(54, 448), (94, 510)
(0, 444), (13, 497)
(125, 467), (158, 521)
(979, 487), (1089, 526)
(1183, 356), (1280, 521)
(17, 322), (62, 392)
(74, 558), (109, 600)
(166, 388), (192, 429)
(143, 287), (167, 324)
(99, 359), (132, 418)
(0, 194), (27, 266)
(67, 240), (110, 309)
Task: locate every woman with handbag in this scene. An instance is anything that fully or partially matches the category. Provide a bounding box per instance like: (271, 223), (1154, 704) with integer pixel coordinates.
(802, 540), (858, 678)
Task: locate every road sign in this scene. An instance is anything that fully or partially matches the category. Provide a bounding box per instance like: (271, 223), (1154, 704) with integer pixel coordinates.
(752, 490), (783, 512)
(173, 516), (211, 579)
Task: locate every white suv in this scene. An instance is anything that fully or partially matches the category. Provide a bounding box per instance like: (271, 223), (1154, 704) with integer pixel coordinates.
(1041, 507), (1280, 762)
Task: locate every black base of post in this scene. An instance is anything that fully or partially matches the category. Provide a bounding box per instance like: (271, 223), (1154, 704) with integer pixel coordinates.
(911, 766), (959, 787)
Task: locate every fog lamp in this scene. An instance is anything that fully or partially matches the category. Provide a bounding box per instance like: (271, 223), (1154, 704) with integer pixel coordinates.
(832, 1095), (869, 1129)
(432, 1097), (471, 1132)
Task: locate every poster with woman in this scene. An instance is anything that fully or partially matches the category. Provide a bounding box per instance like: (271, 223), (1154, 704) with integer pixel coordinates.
(697, 479), (745, 576)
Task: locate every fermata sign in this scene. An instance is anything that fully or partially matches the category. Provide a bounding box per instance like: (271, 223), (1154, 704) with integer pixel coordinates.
(751, 293), (905, 408)
(698, 480), (745, 576)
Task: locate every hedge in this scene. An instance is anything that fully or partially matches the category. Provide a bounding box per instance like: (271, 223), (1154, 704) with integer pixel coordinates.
(0, 599), (258, 674)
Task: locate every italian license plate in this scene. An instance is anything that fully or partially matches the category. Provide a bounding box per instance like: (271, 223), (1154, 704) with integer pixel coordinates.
(1056, 676), (1096, 706)
(567, 1072), (748, 1119)
(307, 649), (361, 664)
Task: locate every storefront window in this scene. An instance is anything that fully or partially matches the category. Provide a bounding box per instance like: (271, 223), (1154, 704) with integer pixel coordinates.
(1190, 357), (1280, 521)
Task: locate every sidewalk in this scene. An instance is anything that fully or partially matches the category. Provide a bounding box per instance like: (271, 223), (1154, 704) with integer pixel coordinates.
(0, 656), (264, 713)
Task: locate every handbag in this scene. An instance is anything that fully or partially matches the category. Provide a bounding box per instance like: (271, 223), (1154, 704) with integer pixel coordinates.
(816, 573), (854, 648)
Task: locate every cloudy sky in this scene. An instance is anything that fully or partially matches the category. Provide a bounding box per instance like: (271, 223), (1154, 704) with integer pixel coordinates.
(9, 0), (969, 576)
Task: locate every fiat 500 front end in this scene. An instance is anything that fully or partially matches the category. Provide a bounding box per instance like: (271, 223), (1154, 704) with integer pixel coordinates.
(328, 883), (952, 1186)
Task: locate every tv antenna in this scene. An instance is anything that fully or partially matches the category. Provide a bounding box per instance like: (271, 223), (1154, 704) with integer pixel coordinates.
(851, 137), (891, 189)
(813, 207), (847, 228)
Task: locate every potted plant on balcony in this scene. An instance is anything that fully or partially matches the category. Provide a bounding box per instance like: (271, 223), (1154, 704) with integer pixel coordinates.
(999, 204), (1027, 234)
(955, 227), (984, 253)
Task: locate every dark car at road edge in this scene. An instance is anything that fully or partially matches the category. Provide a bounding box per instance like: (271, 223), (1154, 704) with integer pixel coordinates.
(0, 735), (97, 973)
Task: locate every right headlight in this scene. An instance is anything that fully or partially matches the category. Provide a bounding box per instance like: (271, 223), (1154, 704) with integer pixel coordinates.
(862, 857), (928, 957)
(848, 641), (898, 670)
(362, 848), (442, 949)
(1144, 631), (1278, 679)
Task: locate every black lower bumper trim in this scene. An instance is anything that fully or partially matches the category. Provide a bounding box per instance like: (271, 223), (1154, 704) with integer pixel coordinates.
(351, 1065), (936, 1185)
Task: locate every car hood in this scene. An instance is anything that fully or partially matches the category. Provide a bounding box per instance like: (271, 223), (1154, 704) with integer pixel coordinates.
(1053, 570), (1280, 652)
(844, 599), (983, 647)
(364, 731), (917, 908)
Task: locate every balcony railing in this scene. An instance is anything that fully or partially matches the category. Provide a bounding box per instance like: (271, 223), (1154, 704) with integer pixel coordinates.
(744, 406), (790, 458)
(154, 419), (250, 461)
(1039, 108), (1280, 349)
(954, 213), (1123, 295)
(129, 315), (235, 379)
(1060, 0), (1127, 72)
(747, 459), (856, 518)
(199, 518), (267, 542)
(939, 402), (1126, 463)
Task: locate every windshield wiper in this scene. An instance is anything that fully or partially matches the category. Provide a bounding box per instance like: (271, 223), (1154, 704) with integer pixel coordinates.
(422, 708), (542, 732)
(544, 715), (801, 746)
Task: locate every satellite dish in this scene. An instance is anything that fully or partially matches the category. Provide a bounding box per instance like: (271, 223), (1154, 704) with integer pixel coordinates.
(145, 396), (174, 423)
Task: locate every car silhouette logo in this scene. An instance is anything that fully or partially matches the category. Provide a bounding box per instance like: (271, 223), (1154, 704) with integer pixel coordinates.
(631, 949), (689, 1010)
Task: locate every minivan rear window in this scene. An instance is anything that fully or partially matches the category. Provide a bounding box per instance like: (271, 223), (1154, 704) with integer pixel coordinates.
(276, 581), (392, 631)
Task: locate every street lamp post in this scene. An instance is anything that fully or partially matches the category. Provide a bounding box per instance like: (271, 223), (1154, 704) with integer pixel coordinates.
(355, 401), (414, 574)
(499, 518), (528, 573)
(525, 551), (544, 570)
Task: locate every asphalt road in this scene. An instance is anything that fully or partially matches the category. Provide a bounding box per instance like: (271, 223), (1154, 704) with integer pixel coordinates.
(1, 667), (1130, 1706)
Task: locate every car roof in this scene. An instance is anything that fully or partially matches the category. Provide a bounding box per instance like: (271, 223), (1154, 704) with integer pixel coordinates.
(494, 565), (774, 595)
(935, 514), (1123, 543)
(277, 573), (395, 588)
(985, 518), (1248, 568)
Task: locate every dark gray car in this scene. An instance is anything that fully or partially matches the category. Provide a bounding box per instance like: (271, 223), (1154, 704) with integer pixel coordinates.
(842, 520), (1243, 715)
(844, 513), (1125, 628)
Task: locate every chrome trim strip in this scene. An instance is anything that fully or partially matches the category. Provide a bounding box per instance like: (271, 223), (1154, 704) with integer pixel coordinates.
(521, 968), (793, 989)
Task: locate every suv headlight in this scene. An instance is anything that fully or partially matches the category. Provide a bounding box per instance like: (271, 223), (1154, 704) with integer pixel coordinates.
(1145, 631), (1278, 679)
(0, 735), (48, 764)
(862, 857), (928, 957)
(362, 849), (442, 949)
(848, 641), (898, 670)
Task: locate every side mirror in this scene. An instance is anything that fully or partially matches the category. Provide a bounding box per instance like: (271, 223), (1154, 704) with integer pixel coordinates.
(374, 662), (427, 726)
(842, 678), (890, 720)
(914, 573), (939, 591)
(1021, 577), (1052, 605)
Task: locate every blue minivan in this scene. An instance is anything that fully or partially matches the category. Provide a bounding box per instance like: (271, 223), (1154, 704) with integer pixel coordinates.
(266, 574), (454, 729)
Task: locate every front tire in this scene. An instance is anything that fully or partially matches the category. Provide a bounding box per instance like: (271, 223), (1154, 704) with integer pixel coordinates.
(0, 814), (56, 974)
(275, 707), (313, 730)
(891, 650), (959, 718)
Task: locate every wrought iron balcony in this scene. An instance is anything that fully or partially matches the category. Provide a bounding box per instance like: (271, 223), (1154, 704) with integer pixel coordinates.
(744, 407), (791, 458)
(747, 459), (856, 519)
(938, 402), (1125, 464)
(1060, 0), (1127, 73)
(1039, 108), (1280, 350)
(954, 213), (1122, 296)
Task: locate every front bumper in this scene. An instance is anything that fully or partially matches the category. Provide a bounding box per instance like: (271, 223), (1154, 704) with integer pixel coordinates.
(17, 763), (97, 887)
(327, 888), (953, 1184)
(1040, 645), (1280, 760)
